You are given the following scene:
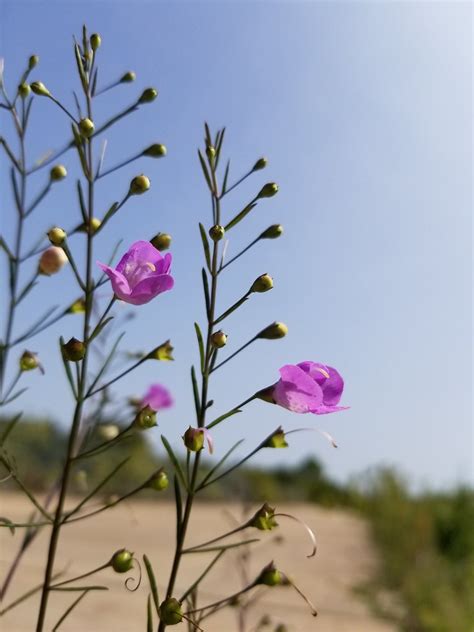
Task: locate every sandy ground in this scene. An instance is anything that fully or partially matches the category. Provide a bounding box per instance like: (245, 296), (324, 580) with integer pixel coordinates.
(0, 494), (396, 632)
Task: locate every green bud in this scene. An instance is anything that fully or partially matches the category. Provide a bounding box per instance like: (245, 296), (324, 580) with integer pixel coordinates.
(256, 562), (283, 587)
(138, 87), (158, 104)
(129, 174), (151, 195)
(143, 143), (167, 158)
(252, 157), (268, 171)
(67, 297), (86, 314)
(206, 145), (216, 161)
(150, 232), (172, 251)
(264, 427), (288, 449)
(183, 426), (205, 452)
(90, 33), (101, 51)
(159, 598), (183, 625)
(120, 71), (136, 83)
(250, 273), (273, 293)
(146, 340), (174, 361)
(77, 217), (101, 235)
(110, 549), (134, 573)
(78, 117), (95, 138)
(133, 406), (157, 430)
(209, 225), (225, 242)
(250, 503), (278, 531)
(30, 81), (50, 97)
(47, 227), (67, 246)
(260, 224), (283, 240)
(19, 351), (40, 372)
(257, 182), (279, 199)
(50, 164), (67, 181)
(211, 330), (227, 349)
(147, 468), (169, 491)
(257, 322), (288, 340)
(18, 83), (31, 99)
(255, 386), (275, 404)
(62, 337), (86, 362)
(28, 55), (39, 70)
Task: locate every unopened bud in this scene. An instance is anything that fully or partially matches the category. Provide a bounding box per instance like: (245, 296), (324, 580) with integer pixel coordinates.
(47, 227), (66, 246)
(257, 322), (288, 340)
(147, 340), (174, 361)
(252, 157), (268, 171)
(38, 246), (67, 275)
(256, 562), (283, 587)
(206, 145), (216, 160)
(250, 503), (278, 531)
(251, 273), (273, 293)
(31, 81), (50, 97)
(183, 426), (205, 452)
(150, 233), (171, 251)
(255, 386), (275, 404)
(62, 337), (86, 362)
(98, 424), (119, 440)
(79, 117), (95, 138)
(129, 174), (150, 195)
(50, 164), (67, 181)
(28, 55), (39, 69)
(134, 405), (157, 430)
(257, 182), (279, 199)
(90, 33), (101, 50)
(120, 71), (136, 83)
(147, 468), (169, 491)
(110, 549), (133, 573)
(67, 297), (86, 314)
(260, 224), (283, 240)
(89, 217), (101, 233)
(19, 351), (41, 372)
(159, 598), (183, 625)
(18, 83), (31, 99)
(211, 330), (227, 348)
(138, 87), (158, 104)
(143, 143), (167, 158)
(264, 427), (288, 448)
(209, 225), (225, 241)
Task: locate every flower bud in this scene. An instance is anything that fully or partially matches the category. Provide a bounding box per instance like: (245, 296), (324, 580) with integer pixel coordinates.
(147, 468), (169, 492)
(257, 322), (288, 340)
(120, 71), (136, 83)
(263, 427), (288, 449)
(110, 549), (134, 573)
(143, 143), (167, 158)
(67, 297), (86, 314)
(183, 426), (205, 452)
(138, 87), (158, 104)
(62, 337), (86, 362)
(50, 164), (67, 181)
(255, 386), (275, 404)
(78, 217), (101, 234)
(159, 598), (183, 625)
(260, 224), (283, 240)
(47, 227), (66, 246)
(31, 81), (50, 97)
(18, 83), (31, 99)
(98, 424), (119, 440)
(28, 55), (39, 69)
(90, 33), (101, 50)
(206, 145), (216, 160)
(78, 117), (94, 138)
(133, 405), (157, 430)
(38, 246), (68, 275)
(19, 350), (41, 372)
(209, 225), (225, 242)
(250, 273), (273, 293)
(257, 182), (279, 199)
(147, 340), (174, 361)
(129, 174), (150, 195)
(150, 232), (171, 251)
(256, 562), (283, 587)
(211, 330), (227, 349)
(250, 503), (278, 531)
(252, 157), (268, 171)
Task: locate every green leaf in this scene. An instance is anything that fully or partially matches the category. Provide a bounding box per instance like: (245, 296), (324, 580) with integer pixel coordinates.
(161, 435), (187, 490)
(190, 366), (201, 420)
(198, 439), (245, 489)
(74, 42), (88, 92)
(224, 202), (258, 231)
(206, 407), (242, 430)
(143, 556), (160, 615)
(76, 180), (88, 222)
(222, 160), (231, 194)
(198, 223), (211, 272)
(173, 474), (183, 537)
(215, 127), (226, 168)
(194, 322), (205, 374)
(201, 268), (210, 318)
(0, 412), (22, 446)
(101, 201), (120, 227)
(214, 295), (249, 325)
(197, 150), (213, 192)
(146, 594), (153, 632)
(88, 317), (114, 343)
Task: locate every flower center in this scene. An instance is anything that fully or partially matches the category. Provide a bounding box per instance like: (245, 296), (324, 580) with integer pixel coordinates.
(124, 260), (156, 287)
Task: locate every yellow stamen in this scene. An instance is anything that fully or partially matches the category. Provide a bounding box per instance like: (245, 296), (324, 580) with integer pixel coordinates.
(315, 367), (330, 379)
(145, 261), (156, 271)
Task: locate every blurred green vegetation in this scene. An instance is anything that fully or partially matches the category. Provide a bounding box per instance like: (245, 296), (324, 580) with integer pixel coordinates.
(1, 417), (472, 631)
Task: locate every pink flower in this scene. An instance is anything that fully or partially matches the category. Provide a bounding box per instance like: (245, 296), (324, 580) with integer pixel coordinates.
(272, 362), (349, 415)
(98, 240), (174, 305)
(142, 383), (174, 411)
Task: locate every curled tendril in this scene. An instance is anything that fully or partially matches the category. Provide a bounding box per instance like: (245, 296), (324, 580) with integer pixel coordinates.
(273, 513), (317, 558)
(124, 557), (142, 592)
(285, 426), (338, 448)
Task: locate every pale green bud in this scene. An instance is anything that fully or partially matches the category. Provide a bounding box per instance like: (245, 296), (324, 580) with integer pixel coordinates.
(209, 225), (225, 241)
(147, 468), (169, 491)
(61, 337), (86, 362)
(260, 224), (283, 239)
(129, 174), (150, 195)
(138, 87), (158, 104)
(18, 83), (31, 99)
(110, 549), (133, 573)
(250, 273), (273, 293)
(257, 322), (288, 340)
(79, 118), (95, 138)
(150, 232), (172, 251)
(28, 55), (39, 70)
(31, 81), (50, 97)
(211, 330), (227, 348)
(159, 598), (183, 625)
(253, 157), (268, 171)
(120, 71), (136, 83)
(90, 33), (101, 51)
(257, 182), (279, 199)
(47, 227), (67, 246)
(50, 164), (67, 181)
(143, 143), (167, 158)
(134, 406), (157, 430)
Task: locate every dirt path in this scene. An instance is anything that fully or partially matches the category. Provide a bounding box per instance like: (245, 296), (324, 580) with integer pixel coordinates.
(0, 495), (396, 631)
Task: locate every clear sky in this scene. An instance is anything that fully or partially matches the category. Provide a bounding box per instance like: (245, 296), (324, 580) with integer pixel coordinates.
(0, 0), (472, 489)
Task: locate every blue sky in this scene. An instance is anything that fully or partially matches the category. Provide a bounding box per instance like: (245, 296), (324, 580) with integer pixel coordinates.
(0, 0), (472, 488)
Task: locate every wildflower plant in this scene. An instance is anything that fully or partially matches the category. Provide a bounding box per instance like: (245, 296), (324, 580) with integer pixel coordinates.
(0, 26), (348, 631)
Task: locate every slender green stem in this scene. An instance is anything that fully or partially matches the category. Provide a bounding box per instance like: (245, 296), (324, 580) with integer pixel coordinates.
(210, 336), (257, 374)
(219, 237), (260, 272)
(96, 151), (141, 179)
(85, 354), (147, 398)
(49, 563), (109, 589)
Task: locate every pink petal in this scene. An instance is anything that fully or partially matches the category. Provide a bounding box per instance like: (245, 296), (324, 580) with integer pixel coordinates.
(116, 241), (164, 275)
(130, 274), (175, 305)
(142, 383), (174, 411)
(274, 365), (324, 414)
(97, 263), (131, 300)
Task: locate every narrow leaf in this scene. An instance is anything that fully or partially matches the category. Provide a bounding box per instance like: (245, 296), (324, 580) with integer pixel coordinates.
(0, 412), (22, 446)
(206, 408), (241, 430)
(198, 223), (211, 271)
(161, 435), (187, 490)
(201, 268), (210, 318)
(143, 556), (160, 615)
(225, 202), (257, 231)
(194, 323), (205, 374)
(199, 439), (244, 489)
(76, 180), (88, 222)
(173, 474), (183, 537)
(222, 160), (231, 194)
(190, 366), (201, 419)
(214, 296), (249, 325)
(146, 594), (153, 632)
(197, 150), (213, 192)
(89, 316), (114, 343)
